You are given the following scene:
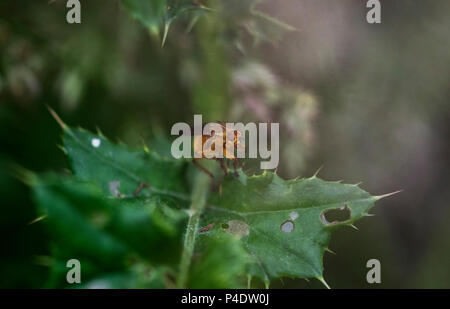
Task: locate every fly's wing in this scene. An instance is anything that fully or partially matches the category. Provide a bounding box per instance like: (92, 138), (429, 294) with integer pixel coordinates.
(193, 135), (204, 158)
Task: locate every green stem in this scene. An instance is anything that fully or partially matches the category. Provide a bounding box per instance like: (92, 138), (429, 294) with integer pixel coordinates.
(176, 0), (227, 288)
(176, 162), (215, 288)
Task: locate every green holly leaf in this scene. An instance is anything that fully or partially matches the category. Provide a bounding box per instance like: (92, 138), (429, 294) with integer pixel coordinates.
(44, 111), (390, 288)
(201, 172), (388, 287)
(59, 122), (189, 205)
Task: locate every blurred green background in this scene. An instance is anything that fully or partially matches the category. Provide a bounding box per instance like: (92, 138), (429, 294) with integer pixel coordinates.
(1, 0), (449, 288)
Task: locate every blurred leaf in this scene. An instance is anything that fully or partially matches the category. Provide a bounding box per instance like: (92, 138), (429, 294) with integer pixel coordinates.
(120, 0), (167, 36)
(121, 0), (210, 45)
(33, 176), (187, 264)
(33, 177), (129, 268)
(220, 0), (297, 46)
(166, 0), (210, 23)
(59, 70), (84, 111)
(202, 172), (382, 286)
(245, 7), (297, 45)
(188, 232), (250, 288)
(109, 195), (187, 264)
(44, 251), (171, 289)
(163, 0), (211, 45)
(79, 266), (169, 289)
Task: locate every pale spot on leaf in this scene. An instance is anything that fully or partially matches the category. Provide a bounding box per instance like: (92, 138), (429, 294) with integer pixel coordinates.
(109, 181), (121, 197)
(222, 220), (249, 239)
(91, 138), (101, 148)
(289, 211), (299, 220)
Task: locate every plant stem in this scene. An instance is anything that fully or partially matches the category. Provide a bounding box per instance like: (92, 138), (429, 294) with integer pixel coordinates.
(176, 162), (215, 288)
(176, 0), (227, 288)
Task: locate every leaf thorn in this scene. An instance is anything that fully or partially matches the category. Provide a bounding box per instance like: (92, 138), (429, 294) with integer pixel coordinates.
(317, 276), (331, 289)
(46, 105), (67, 130)
(57, 144), (68, 155)
(325, 247), (336, 255)
(161, 22), (170, 48)
(28, 215), (47, 225)
(96, 126), (106, 138)
(313, 164), (324, 177)
(375, 190), (403, 200)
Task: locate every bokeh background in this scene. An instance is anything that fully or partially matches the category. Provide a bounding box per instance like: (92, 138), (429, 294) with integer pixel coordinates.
(1, 0), (449, 288)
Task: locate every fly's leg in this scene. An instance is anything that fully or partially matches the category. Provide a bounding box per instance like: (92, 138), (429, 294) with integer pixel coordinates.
(193, 159), (223, 196)
(233, 159), (240, 177)
(193, 158), (214, 179)
(134, 182), (151, 197)
(216, 158), (228, 176)
(199, 222), (216, 233)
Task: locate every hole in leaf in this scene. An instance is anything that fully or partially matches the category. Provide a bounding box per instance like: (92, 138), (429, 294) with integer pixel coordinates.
(320, 205), (351, 226)
(280, 220), (295, 233)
